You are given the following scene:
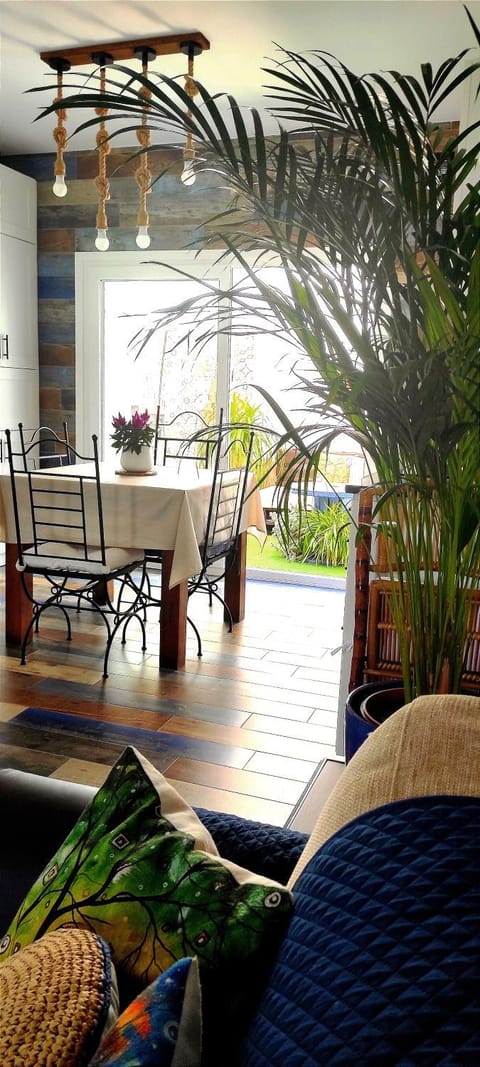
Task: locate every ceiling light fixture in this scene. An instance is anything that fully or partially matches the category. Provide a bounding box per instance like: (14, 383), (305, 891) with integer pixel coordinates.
(93, 52), (113, 251)
(40, 32), (209, 249)
(134, 46), (155, 250)
(48, 57), (71, 198)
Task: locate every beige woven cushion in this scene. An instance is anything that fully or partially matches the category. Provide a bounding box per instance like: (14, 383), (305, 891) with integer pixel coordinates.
(0, 926), (118, 1067)
(288, 693), (480, 889)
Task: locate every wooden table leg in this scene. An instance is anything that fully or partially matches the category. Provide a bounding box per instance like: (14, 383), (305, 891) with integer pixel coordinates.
(92, 579), (115, 605)
(223, 530), (247, 624)
(5, 543), (33, 645)
(160, 550), (187, 670)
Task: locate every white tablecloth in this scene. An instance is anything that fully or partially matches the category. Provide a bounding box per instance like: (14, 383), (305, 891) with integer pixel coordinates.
(0, 463), (266, 588)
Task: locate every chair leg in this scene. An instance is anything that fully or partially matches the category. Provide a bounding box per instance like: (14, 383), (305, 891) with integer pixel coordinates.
(20, 611), (40, 665)
(102, 613), (148, 679)
(206, 587), (234, 633)
(185, 570), (235, 655)
(20, 601), (72, 666)
(102, 566), (150, 678)
(187, 615), (202, 657)
(120, 613), (147, 651)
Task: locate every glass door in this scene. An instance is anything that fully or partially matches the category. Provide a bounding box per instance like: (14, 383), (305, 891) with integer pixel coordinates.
(103, 279), (220, 464)
(74, 250), (230, 455)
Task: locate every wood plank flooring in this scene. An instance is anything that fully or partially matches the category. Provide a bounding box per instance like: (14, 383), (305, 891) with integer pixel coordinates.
(0, 568), (345, 830)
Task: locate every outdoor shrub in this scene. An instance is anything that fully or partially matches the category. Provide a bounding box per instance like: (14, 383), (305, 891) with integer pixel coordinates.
(273, 501), (350, 567)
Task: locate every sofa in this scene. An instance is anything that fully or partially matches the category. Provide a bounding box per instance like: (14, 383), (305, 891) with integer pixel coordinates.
(0, 692), (479, 1066)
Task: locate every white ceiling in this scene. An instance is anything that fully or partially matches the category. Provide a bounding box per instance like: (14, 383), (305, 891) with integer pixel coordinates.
(1, 1), (479, 156)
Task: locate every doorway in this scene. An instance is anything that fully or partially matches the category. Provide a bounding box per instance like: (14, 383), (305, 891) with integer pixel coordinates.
(74, 249), (352, 755)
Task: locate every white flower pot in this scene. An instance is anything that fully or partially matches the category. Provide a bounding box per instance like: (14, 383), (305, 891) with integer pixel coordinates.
(120, 445), (154, 473)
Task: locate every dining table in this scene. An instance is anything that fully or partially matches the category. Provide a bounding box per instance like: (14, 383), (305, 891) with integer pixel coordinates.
(0, 462), (266, 670)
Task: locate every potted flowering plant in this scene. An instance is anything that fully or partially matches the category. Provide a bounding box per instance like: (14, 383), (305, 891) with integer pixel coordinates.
(110, 410), (155, 473)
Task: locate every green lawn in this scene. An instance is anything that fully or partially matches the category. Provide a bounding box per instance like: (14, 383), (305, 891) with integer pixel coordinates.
(247, 534), (347, 579)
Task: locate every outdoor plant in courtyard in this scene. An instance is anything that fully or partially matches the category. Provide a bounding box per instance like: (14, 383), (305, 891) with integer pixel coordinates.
(38, 8), (480, 700)
(274, 501), (350, 568)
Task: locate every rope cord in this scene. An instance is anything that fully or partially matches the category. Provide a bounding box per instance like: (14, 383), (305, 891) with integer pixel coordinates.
(135, 58), (152, 228)
(184, 51), (198, 162)
(53, 71), (67, 177)
(95, 65), (111, 230)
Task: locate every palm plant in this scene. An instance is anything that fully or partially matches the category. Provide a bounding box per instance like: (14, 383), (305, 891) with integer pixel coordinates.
(35, 9), (480, 700)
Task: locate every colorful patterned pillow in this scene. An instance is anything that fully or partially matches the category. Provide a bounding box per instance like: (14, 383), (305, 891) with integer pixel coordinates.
(90, 956), (201, 1066)
(1, 747), (293, 988)
(0, 927), (118, 1067)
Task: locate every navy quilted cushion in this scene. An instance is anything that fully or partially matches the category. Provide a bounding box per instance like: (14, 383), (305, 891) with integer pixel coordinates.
(195, 807), (307, 884)
(240, 796), (480, 1066)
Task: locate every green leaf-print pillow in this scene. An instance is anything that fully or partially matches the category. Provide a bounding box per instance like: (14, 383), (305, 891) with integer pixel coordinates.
(0, 747), (293, 987)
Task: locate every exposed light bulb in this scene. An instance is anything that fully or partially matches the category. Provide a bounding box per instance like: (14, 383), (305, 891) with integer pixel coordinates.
(180, 160), (196, 187)
(95, 229), (110, 251)
(136, 225), (151, 249)
(52, 174), (68, 198)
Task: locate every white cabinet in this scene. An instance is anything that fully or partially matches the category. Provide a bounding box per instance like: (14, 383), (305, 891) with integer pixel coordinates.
(0, 365), (39, 563)
(0, 364), (39, 563)
(0, 164), (39, 561)
(1, 232), (38, 369)
(0, 163), (37, 243)
(0, 163), (39, 397)
(0, 367), (39, 461)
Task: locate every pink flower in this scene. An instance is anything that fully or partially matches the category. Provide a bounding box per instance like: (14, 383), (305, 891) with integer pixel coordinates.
(131, 410), (150, 430)
(112, 413), (127, 429)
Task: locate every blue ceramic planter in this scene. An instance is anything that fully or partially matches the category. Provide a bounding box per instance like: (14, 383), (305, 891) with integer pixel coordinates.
(345, 682), (406, 763)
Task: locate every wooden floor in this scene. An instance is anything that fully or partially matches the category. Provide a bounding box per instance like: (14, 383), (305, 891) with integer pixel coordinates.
(0, 567), (345, 831)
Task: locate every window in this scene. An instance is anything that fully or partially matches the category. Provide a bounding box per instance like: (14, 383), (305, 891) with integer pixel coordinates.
(75, 249), (363, 484)
(75, 251), (230, 455)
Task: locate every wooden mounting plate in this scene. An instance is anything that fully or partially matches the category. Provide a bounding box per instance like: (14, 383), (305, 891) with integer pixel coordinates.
(40, 32), (209, 69)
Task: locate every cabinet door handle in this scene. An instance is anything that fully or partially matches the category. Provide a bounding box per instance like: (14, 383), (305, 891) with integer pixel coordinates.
(1, 334), (9, 360)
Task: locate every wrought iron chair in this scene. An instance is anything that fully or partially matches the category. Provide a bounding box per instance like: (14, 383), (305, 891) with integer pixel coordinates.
(1, 422), (72, 469)
(143, 413), (253, 658)
(153, 408), (217, 470)
(5, 424), (148, 678)
(186, 425), (255, 656)
(143, 411), (225, 654)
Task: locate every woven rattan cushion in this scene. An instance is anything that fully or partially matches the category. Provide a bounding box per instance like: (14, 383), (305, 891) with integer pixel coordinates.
(0, 927), (116, 1067)
(288, 693), (480, 887)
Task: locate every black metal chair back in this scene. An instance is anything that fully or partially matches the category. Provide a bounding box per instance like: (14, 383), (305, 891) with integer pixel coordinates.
(153, 408), (217, 469)
(184, 424), (254, 656)
(4, 423), (147, 678)
(201, 428), (255, 566)
(1, 422), (71, 468)
(18, 423), (72, 470)
(6, 425), (106, 571)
